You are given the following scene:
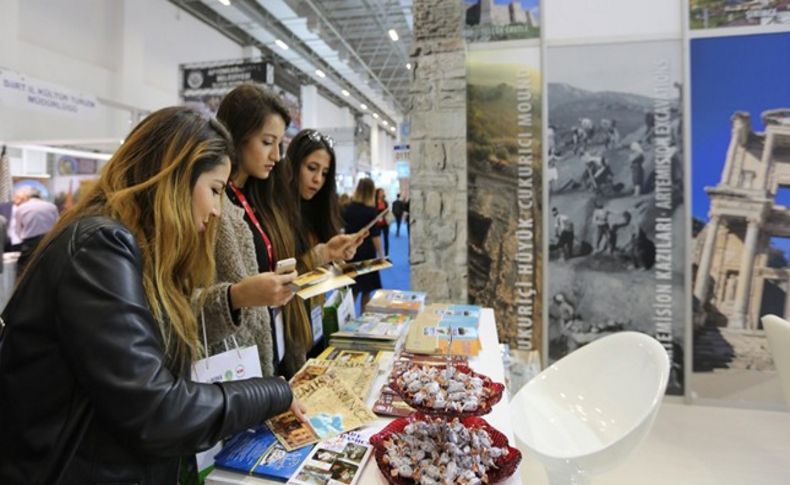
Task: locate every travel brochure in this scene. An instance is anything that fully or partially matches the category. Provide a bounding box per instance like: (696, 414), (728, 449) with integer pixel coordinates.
(290, 358), (378, 402)
(291, 258), (392, 300)
(403, 304), (482, 357)
(213, 426), (314, 480)
(266, 373), (378, 451)
(365, 289), (427, 315)
(287, 431), (373, 485)
(317, 345), (384, 364)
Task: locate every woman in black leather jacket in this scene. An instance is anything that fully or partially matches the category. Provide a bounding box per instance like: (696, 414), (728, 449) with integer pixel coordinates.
(0, 106), (304, 485)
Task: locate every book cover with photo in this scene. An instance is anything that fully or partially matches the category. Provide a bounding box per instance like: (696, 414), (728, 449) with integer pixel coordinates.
(365, 289), (427, 315)
(287, 432), (373, 485)
(213, 426), (314, 480)
(546, 40), (685, 395)
(690, 32), (790, 406)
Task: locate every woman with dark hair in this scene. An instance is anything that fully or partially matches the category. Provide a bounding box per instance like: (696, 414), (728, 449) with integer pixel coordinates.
(343, 177), (384, 310)
(202, 85), (362, 378)
(0, 107), (303, 484)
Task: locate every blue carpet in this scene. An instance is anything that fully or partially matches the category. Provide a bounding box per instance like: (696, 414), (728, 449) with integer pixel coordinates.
(355, 221), (411, 315)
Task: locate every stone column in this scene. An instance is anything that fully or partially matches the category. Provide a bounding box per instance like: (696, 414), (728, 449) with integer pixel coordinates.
(693, 215), (721, 303)
(409, 0), (468, 302)
(730, 219), (760, 329)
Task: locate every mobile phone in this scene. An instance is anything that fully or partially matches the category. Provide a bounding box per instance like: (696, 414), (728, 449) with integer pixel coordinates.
(359, 209), (389, 234)
(275, 258), (296, 275)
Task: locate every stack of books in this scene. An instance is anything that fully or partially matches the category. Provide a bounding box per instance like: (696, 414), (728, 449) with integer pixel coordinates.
(366, 289), (427, 315)
(328, 312), (412, 352)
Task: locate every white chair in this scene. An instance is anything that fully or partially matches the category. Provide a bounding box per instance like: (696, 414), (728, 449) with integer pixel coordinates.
(760, 314), (790, 410)
(510, 331), (669, 485)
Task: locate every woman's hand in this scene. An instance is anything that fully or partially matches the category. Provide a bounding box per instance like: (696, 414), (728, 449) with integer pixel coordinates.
(325, 232), (366, 262)
(290, 397), (308, 423)
(229, 271), (297, 309)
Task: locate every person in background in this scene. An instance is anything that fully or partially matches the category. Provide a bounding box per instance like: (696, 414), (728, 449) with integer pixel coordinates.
(404, 196), (410, 235)
(392, 193), (404, 237)
(592, 202), (609, 253)
(276, 128), (363, 357)
(630, 142), (645, 196)
(14, 187), (59, 274)
(375, 188), (389, 255)
(343, 178), (383, 310)
(0, 107), (304, 484)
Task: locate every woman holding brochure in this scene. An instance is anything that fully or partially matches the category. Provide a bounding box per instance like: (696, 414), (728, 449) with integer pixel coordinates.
(343, 177), (385, 310)
(0, 107), (304, 484)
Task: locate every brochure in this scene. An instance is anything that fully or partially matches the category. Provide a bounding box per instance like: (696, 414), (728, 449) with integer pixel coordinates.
(290, 358), (378, 402)
(287, 431), (373, 485)
(213, 426), (314, 480)
(292, 258), (393, 300)
(365, 289), (427, 315)
(317, 346), (383, 364)
(267, 373), (378, 451)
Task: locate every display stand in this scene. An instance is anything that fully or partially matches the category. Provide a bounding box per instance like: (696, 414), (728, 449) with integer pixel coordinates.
(205, 309), (522, 485)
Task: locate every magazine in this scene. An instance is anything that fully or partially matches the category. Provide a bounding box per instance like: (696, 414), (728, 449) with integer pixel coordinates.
(213, 426), (314, 480)
(291, 258), (393, 300)
(332, 312), (412, 340)
(403, 320), (480, 357)
(317, 346), (383, 364)
(267, 373), (378, 451)
(291, 359), (378, 402)
(287, 431), (373, 485)
(365, 289), (427, 315)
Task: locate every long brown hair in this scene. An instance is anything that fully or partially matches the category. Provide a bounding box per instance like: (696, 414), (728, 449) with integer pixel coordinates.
(20, 107), (233, 365)
(217, 85), (313, 351)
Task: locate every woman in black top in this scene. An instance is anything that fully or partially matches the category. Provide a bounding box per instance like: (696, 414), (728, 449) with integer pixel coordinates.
(343, 177), (383, 310)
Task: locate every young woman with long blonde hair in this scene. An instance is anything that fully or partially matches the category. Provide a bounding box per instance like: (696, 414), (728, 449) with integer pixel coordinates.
(0, 107), (303, 484)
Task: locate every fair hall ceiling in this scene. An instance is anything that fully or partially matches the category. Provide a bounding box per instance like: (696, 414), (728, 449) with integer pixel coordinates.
(170, 0), (413, 129)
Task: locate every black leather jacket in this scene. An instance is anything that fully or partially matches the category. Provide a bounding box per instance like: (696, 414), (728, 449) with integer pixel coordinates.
(0, 216), (293, 484)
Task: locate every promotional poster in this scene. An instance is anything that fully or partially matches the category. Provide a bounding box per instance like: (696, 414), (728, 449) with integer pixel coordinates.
(546, 40), (685, 395)
(466, 42), (543, 361)
(690, 32), (790, 406)
(463, 0), (540, 42)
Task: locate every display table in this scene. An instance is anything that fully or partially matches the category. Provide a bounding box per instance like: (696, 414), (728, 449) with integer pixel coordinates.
(206, 308), (523, 485)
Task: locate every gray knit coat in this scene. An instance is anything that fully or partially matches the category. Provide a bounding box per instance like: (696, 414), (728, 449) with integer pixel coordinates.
(197, 193), (275, 377)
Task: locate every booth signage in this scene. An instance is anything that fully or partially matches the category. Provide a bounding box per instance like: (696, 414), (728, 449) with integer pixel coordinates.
(182, 61), (270, 91)
(0, 69), (98, 119)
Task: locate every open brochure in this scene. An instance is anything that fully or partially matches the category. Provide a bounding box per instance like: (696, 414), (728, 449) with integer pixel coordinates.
(266, 373), (378, 451)
(291, 258), (393, 300)
(290, 358), (378, 402)
(287, 431), (373, 485)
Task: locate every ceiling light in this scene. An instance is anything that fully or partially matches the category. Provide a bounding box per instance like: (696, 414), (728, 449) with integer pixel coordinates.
(341, 89), (350, 96)
(372, 113), (380, 119)
(360, 103), (368, 110)
(382, 120), (389, 126)
(315, 69), (326, 78)
(388, 29), (399, 42)
(390, 126), (396, 132)
(406, 62), (412, 70)
(275, 39), (289, 50)
(217, 0), (230, 5)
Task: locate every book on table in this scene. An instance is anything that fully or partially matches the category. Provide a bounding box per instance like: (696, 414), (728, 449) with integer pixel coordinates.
(213, 426), (313, 480)
(287, 431), (373, 485)
(365, 289), (427, 315)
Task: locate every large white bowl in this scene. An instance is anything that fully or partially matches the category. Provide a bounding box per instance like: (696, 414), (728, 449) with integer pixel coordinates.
(761, 314), (790, 410)
(510, 331), (669, 484)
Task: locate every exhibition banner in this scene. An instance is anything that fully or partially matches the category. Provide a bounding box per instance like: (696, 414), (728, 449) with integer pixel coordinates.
(546, 40), (685, 395)
(466, 42), (543, 362)
(690, 0), (790, 31)
(463, 0), (540, 42)
(690, 33), (790, 406)
(0, 69), (98, 120)
(182, 60), (271, 91)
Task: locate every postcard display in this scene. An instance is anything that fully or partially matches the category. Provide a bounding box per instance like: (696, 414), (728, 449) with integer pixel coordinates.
(463, 0), (790, 406)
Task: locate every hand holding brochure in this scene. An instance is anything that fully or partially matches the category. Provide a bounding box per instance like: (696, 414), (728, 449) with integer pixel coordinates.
(290, 258), (392, 300)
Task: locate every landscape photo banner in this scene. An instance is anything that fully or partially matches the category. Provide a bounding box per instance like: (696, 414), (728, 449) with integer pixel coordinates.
(546, 40), (685, 395)
(466, 42), (542, 363)
(463, 0), (540, 42)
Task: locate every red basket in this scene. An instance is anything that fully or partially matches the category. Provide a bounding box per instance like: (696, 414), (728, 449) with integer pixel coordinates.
(369, 412), (522, 485)
(389, 364), (505, 417)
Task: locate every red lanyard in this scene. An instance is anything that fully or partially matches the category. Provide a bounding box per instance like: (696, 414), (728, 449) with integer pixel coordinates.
(227, 180), (274, 271)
